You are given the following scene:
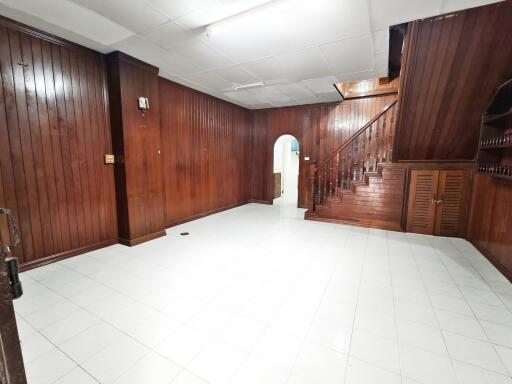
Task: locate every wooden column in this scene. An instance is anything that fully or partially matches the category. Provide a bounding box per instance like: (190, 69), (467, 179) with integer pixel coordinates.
(106, 52), (166, 246)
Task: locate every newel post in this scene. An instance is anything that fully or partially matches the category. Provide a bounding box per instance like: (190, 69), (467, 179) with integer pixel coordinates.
(308, 161), (317, 213)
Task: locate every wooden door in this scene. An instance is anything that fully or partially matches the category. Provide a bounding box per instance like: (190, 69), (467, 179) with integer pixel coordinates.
(406, 170), (439, 234)
(273, 173), (282, 199)
(434, 170), (470, 237)
(0, 210), (27, 384)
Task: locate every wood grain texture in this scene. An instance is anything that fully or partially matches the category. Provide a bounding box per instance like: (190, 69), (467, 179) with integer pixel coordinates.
(159, 79), (251, 226)
(435, 169), (470, 237)
(394, 1), (512, 161)
(0, 18), (117, 268)
(406, 170), (438, 234)
(315, 167), (406, 231)
(406, 169), (470, 236)
(106, 52), (166, 245)
(250, 95), (397, 207)
(468, 173), (512, 281)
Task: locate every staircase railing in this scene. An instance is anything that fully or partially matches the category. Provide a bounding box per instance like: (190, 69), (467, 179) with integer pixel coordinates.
(309, 99), (398, 213)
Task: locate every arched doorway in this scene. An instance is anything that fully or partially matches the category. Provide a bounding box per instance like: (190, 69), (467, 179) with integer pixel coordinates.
(273, 134), (300, 205)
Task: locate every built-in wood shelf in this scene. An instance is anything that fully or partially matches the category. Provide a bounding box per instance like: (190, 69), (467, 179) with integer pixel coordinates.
(491, 174), (512, 182)
(480, 143), (512, 150)
(483, 109), (512, 124)
(477, 78), (512, 177)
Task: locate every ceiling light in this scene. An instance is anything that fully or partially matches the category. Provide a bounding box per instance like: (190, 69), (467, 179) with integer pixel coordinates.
(234, 82), (264, 90)
(205, 0), (293, 38)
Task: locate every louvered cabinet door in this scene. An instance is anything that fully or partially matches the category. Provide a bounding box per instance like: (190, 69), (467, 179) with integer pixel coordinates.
(406, 170), (439, 234)
(434, 170), (470, 237)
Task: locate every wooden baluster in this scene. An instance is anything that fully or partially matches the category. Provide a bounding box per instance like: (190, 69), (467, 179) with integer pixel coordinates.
(375, 118), (381, 165)
(361, 130), (366, 180)
(309, 162), (316, 212)
(335, 153), (340, 197)
(388, 106), (396, 162)
(341, 155), (345, 190)
(316, 169), (322, 204)
(329, 160), (333, 196)
(323, 165), (327, 204)
(382, 112), (389, 163)
(368, 125), (373, 172)
(347, 145), (352, 189)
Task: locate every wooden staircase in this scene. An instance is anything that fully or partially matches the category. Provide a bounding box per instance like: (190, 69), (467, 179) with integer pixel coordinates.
(305, 99), (406, 231)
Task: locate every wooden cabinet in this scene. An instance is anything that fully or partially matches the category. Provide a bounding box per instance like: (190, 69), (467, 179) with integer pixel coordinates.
(406, 170), (470, 237)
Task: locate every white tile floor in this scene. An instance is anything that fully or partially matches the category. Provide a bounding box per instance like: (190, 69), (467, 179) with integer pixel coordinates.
(14, 202), (512, 384)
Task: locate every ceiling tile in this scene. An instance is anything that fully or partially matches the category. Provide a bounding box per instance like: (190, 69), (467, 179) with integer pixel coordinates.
(168, 38), (233, 70)
(242, 57), (290, 82)
(212, 65), (260, 84)
(321, 34), (374, 75)
(144, 0), (217, 19)
(276, 83), (316, 100)
(142, 21), (190, 48)
(372, 29), (389, 53)
(301, 76), (339, 95)
(111, 35), (201, 76)
(0, 0), (134, 45)
(182, 72), (233, 91)
(223, 89), (262, 105)
(276, 47), (333, 81)
(336, 69), (377, 82)
(174, 0), (271, 29)
(369, 0), (443, 30)
(440, 0), (503, 13)
(70, 0), (170, 33)
(248, 86), (292, 103)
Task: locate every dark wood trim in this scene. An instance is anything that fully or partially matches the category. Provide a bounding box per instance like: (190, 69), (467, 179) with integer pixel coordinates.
(20, 239), (118, 271)
(335, 90), (398, 100)
(0, 15), (100, 56)
(248, 199), (272, 205)
(167, 201), (250, 227)
(119, 230), (166, 247)
(305, 213), (404, 232)
(469, 239), (512, 282)
(108, 51), (159, 73)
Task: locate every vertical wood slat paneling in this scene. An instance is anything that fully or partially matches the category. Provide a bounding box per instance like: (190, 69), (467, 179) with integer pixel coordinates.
(250, 95), (397, 206)
(468, 173), (512, 281)
(0, 20), (117, 268)
(394, 1), (512, 161)
(160, 79), (251, 226)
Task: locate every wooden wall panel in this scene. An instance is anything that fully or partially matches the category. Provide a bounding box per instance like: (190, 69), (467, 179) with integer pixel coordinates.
(0, 19), (117, 269)
(250, 95), (397, 207)
(159, 79), (251, 226)
(107, 52), (166, 245)
(316, 168), (406, 231)
(468, 173), (512, 281)
(394, 1), (512, 161)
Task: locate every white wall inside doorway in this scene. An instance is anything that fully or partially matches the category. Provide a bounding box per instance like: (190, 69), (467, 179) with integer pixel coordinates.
(273, 134), (299, 204)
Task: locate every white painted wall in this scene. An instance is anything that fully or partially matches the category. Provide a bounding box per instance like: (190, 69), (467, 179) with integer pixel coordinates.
(273, 135), (299, 203)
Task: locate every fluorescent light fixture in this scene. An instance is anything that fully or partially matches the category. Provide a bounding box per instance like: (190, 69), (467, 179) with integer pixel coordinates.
(206, 0), (292, 37)
(234, 82), (264, 90)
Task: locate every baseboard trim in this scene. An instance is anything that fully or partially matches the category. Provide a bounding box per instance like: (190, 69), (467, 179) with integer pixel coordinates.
(167, 201), (249, 227)
(20, 239), (118, 271)
(305, 213), (404, 232)
(118, 230), (166, 246)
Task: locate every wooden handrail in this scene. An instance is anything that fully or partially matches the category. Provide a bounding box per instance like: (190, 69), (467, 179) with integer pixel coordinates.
(316, 98), (398, 170)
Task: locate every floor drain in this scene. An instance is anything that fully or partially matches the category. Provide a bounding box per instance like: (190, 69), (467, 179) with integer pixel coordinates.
(180, 232), (190, 236)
